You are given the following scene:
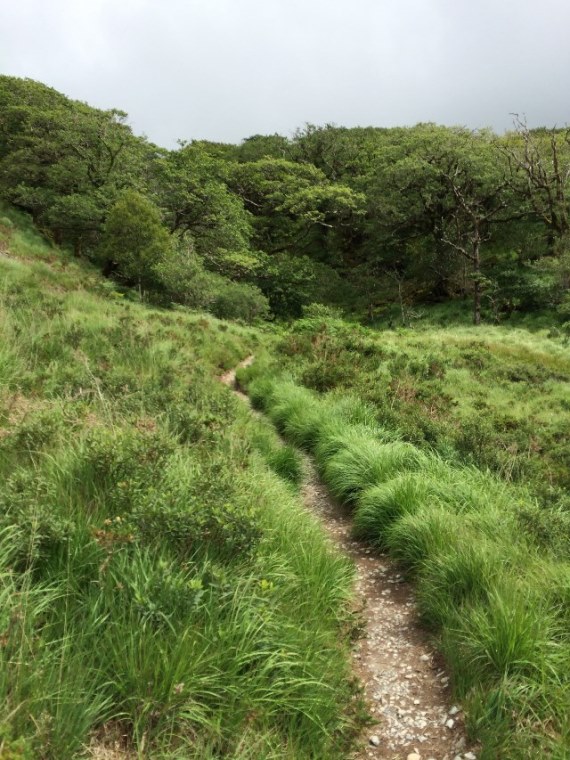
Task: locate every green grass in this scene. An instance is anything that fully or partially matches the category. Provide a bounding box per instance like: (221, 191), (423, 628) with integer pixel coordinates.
(241, 365), (570, 758)
(323, 439), (428, 505)
(275, 314), (570, 511)
(0, 212), (360, 758)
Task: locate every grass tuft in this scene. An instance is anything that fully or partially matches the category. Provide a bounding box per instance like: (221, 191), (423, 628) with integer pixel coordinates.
(323, 439), (428, 505)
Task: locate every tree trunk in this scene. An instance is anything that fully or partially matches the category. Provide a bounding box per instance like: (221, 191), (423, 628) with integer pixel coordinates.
(398, 280), (407, 327)
(472, 239), (481, 326)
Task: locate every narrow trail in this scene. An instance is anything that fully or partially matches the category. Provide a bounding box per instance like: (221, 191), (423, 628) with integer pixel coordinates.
(219, 355), (255, 401)
(303, 466), (473, 760)
(221, 359), (476, 760)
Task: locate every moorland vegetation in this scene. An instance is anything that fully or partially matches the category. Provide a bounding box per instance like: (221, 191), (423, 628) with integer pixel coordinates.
(0, 208), (359, 758)
(1, 76), (570, 758)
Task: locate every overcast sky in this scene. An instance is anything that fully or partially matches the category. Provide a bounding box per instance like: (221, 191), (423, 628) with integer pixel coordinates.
(1, 0), (569, 148)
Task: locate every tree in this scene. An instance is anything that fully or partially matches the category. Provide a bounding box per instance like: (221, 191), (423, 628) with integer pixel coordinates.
(152, 143), (257, 277)
(229, 157), (365, 259)
(97, 190), (174, 294)
(0, 76), (149, 255)
(367, 126), (510, 324)
(235, 134), (291, 163)
(502, 117), (570, 251)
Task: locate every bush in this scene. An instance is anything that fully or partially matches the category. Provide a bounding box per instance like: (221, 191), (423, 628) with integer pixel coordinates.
(155, 249), (270, 322)
(302, 302), (345, 320)
(69, 427), (176, 515)
(210, 280), (270, 322)
(133, 454), (263, 557)
(0, 470), (75, 570)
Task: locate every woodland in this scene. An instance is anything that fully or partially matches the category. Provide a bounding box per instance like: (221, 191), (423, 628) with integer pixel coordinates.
(2, 75), (570, 327)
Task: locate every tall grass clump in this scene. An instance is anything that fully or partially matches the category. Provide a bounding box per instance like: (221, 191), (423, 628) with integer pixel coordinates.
(384, 505), (461, 574)
(250, 427), (303, 485)
(313, 422), (401, 471)
(267, 382), (324, 450)
(352, 471), (439, 545)
(442, 588), (562, 687)
(323, 438), (428, 505)
(246, 375), (278, 412)
(416, 539), (503, 628)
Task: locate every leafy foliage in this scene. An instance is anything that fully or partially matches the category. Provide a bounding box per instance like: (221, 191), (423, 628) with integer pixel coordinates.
(2, 76), (570, 322)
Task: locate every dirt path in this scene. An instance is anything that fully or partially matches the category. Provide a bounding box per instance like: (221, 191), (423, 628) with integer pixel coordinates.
(219, 355), (254, 400)
(222, 360), (477, 760)
(303, 466), (475, 760)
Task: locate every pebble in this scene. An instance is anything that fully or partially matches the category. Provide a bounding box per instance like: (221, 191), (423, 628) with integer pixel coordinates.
(449, 705), (460, 716)
(407, 754), (422, 760)
(420, 653), (430, 662)
(446, 718), (456, 729)
(464, 754), (477, 760)
(369, 735), (381, 747)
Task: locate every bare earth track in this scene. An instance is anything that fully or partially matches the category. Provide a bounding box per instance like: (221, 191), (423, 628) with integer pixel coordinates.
(222, 358), (477, 760)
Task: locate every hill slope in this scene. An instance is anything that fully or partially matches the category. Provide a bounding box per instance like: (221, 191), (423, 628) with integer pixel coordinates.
(0, 209), (358, 759)
(240, 315), (570, 757)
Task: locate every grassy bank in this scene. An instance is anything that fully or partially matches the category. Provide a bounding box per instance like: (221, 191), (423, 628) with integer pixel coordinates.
(273, 315), (570, 515)
(239, 363), (570, 759)
(0, 212), (358, 758)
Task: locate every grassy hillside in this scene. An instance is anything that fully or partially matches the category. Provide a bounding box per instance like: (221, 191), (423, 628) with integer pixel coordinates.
(276, 315), (570, 512)
(0, 210), (359, 759)
(239, 316), (570, 758)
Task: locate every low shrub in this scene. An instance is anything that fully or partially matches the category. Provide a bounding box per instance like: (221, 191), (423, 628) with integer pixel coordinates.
(210, 280), (270, 323)
(0, 470), (75, 570)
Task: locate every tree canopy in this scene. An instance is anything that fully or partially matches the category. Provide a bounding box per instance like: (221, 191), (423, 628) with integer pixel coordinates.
(1, 75), (569, 323)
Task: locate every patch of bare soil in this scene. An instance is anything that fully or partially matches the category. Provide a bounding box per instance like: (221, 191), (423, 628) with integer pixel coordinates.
(85, 722), (135, 759)
(0, 392), (46, 440)
(219, 354), (254, 402)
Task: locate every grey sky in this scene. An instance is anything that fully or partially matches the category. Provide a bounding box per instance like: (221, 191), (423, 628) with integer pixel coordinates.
(1, 0), (569, 148)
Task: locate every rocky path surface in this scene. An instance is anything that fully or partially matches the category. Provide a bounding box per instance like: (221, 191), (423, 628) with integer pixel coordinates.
(303, 467), (475, 760)
(222, 358), (477, 760)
